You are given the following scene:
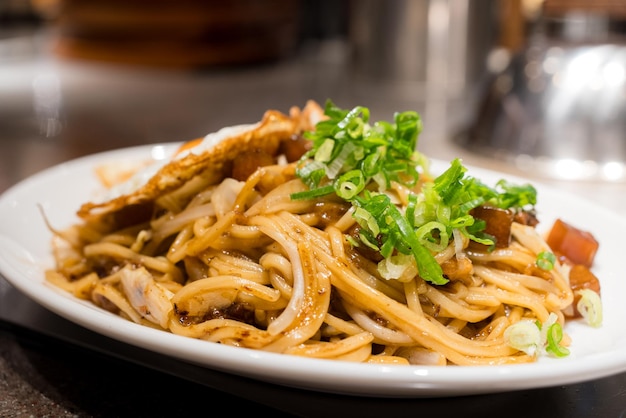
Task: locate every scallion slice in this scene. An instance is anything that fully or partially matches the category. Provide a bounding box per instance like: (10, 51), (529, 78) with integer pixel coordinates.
(292, 100), (538, 286)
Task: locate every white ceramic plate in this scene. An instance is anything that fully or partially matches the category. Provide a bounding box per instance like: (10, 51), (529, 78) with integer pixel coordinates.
(1, 144), (625, 398)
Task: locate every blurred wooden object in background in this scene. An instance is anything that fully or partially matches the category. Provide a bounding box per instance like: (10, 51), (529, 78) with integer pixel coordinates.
(543, 0), (626, 17)
(34, 0), (302, 68)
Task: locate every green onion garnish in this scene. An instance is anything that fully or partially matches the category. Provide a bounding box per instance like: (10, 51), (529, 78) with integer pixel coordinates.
(545, 322), (570, 357)
(292, 100), (538, 286)
(505, 313), (570, 358)
(576, 289), (603, 328)
(536, 251), (557, 271)
(504, 319), (541, 356)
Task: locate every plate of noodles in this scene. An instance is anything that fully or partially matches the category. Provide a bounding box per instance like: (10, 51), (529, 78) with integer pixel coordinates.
(0, 101), (625, 397)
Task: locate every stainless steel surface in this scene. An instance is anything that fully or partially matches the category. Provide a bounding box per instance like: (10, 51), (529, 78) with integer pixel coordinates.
(348, 0), (498, 100)
(456, 10), (626, 183)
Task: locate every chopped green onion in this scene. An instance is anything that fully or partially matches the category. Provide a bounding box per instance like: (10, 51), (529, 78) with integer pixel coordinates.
(545, 322), (570, 357)
(504, 319), (541, 357)
(378, 253), (418, 282)
(505, 313), (571, 358)
(536, 251), (556, 271)
(576, 289), (603, 327)
(326, 141), (357, 179)
(335, 170), (366, 200)
(314, 138), (335, 163)
(541, 313), (570, 358)
(296, 160), (326, 188)
(415, 221), (449, 253)
(292, 100), (538, 286)
(494, 179), (537, 208)
(290, 185), (335, 200)
(353, 207), (379, 236)
(354, 193), (446, 285)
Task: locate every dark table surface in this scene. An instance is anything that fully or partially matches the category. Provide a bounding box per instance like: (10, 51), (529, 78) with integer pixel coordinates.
(1, 27), (625, 418)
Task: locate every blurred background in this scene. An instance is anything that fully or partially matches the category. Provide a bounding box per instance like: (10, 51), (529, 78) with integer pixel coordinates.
(1, 0), (625, 194)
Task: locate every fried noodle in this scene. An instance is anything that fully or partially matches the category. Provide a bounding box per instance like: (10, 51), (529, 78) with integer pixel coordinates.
(45, 101), (582, 366)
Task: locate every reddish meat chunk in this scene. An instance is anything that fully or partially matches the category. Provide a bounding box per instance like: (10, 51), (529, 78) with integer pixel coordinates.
(279, 134), (312, 162)
(569, 264), (601, 295)
(470, 206), (514, 248)
(546, 219), (599, 268)
(231, 149), (275, 181)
